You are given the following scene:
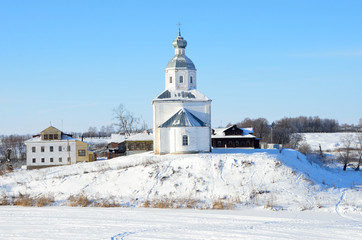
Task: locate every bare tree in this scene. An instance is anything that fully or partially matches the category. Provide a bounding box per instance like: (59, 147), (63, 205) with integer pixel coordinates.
(339, 134), (354, 171)
(236, 118), (270, 142)
(113, 104), (140, 136)
(356, 133), (362, 171)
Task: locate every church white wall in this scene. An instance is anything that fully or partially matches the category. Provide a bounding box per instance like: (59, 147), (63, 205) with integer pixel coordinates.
(159, 127), (210, 154)
(165, 69), (196, 90)
(154, 100), (211, 128)
(153, 100), (211, 154)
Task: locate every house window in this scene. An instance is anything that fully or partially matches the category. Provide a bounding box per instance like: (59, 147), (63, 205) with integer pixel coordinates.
(59, 157), (62, 162)
(217, 141), (222, 147)
(49, 134), (53, 140)
(50, 158), (53, 163)
(44, 134), (48, 140)
(54, 134), (58, 139)
(179, 76), (183, 83)
(141, 143), (145, 149)
(235, 141), (239, 147)
(78, 150), (86, 156)
(129, 144), (134, 150)
(149, 143), (153, 150)
(50, 146), (53, 152)
(41, 158), (45, 163)
(67, 157), (71, 162)
(169, 76), (172, 83)
(182, 135), (188, 146)
(41, 146), (45, 152)
(190, 76), (193, 83)
(59, 146), (62, 151)
(32, 158), (36, 163)
(228, 141), (233, 147)
(67, 146), (71, 152)
(136, 143), (140, 150)
(32, 147), (36, 153)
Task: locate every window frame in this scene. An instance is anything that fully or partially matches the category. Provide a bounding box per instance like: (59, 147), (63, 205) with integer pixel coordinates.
(78, 150), (86, 156)
(182, 135), (188, 146)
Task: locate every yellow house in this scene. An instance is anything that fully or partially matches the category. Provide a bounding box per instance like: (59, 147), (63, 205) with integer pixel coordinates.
(25, 126), (94, 169)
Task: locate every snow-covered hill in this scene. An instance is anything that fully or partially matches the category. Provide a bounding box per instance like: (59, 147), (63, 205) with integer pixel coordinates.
(1, 149), (361, 212)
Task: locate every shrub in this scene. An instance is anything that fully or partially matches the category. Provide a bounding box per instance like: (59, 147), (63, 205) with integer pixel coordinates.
(14, 193), (34, 206)
(298, 143), (312, 155)
(36, 195), (55, 207)
(0, 194), (8, 205)
(68, 193), (90, 207)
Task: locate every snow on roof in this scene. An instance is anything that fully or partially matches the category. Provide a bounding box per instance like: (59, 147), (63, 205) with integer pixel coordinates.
(126, 132), (153, 141)
(154, 89), (210, 101)
(25, 134), (75, 143)
(159, 108), (207, 128)
(212, 126), (256, 139)
(110, 133), (126, 143)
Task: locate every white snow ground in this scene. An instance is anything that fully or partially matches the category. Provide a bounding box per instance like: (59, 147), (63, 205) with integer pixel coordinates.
(0, 206), (361, 240)
(1, 148), (361, 239)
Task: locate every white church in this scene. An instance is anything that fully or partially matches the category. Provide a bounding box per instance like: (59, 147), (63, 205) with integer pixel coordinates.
(153, 30), (212, 154)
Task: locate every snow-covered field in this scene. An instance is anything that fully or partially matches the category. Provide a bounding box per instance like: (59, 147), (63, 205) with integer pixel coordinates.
(1, 148), (361, 239)
(301, 132), (360, 151)
(1, 206), (361, 240)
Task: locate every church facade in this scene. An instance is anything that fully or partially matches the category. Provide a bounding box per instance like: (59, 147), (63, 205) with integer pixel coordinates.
(152, 31), (211, 154)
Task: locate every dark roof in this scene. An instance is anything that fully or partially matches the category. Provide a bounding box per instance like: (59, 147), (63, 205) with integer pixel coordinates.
(159, 108), (207, 128)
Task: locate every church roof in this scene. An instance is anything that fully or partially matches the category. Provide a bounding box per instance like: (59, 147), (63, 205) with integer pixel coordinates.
(154, 89), (210, 101)
(159, 108), (207, 128)
(166, 54), (196, 70)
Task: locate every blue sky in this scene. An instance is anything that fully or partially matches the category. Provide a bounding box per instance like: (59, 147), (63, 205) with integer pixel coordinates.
(0, 0), (361, 135)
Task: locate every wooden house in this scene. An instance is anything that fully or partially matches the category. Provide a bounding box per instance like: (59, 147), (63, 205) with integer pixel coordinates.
(212, 125), (260, 149)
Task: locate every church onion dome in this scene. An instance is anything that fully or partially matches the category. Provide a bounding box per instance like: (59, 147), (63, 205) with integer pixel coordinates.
(172, 35), (187, 49)
(166, 55), (196, 70)
(166, 33), (196, 70)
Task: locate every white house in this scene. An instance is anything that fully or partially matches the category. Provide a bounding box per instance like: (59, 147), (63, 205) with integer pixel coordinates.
(25, 126), (94, 169)
(153, 30), (212, 154)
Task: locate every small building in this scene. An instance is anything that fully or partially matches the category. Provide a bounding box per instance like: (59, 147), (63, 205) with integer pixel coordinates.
(125, 131), (153, 155)
(25, 126), (94, 169)
(212, 125), (260, 149)
(107, 133), (126, 159)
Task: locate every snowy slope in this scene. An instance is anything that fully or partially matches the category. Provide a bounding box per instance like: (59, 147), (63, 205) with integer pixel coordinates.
(0, 149), (361, 213)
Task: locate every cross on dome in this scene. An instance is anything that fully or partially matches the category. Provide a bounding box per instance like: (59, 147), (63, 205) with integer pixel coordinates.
(177, 22), (182, 36)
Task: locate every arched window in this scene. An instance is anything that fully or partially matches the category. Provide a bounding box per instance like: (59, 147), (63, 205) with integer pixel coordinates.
(169, 76), (172, 83)
(182, 135), (188, 146)
(179, 76), (183, 83)
(190, 76), (193, 83)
